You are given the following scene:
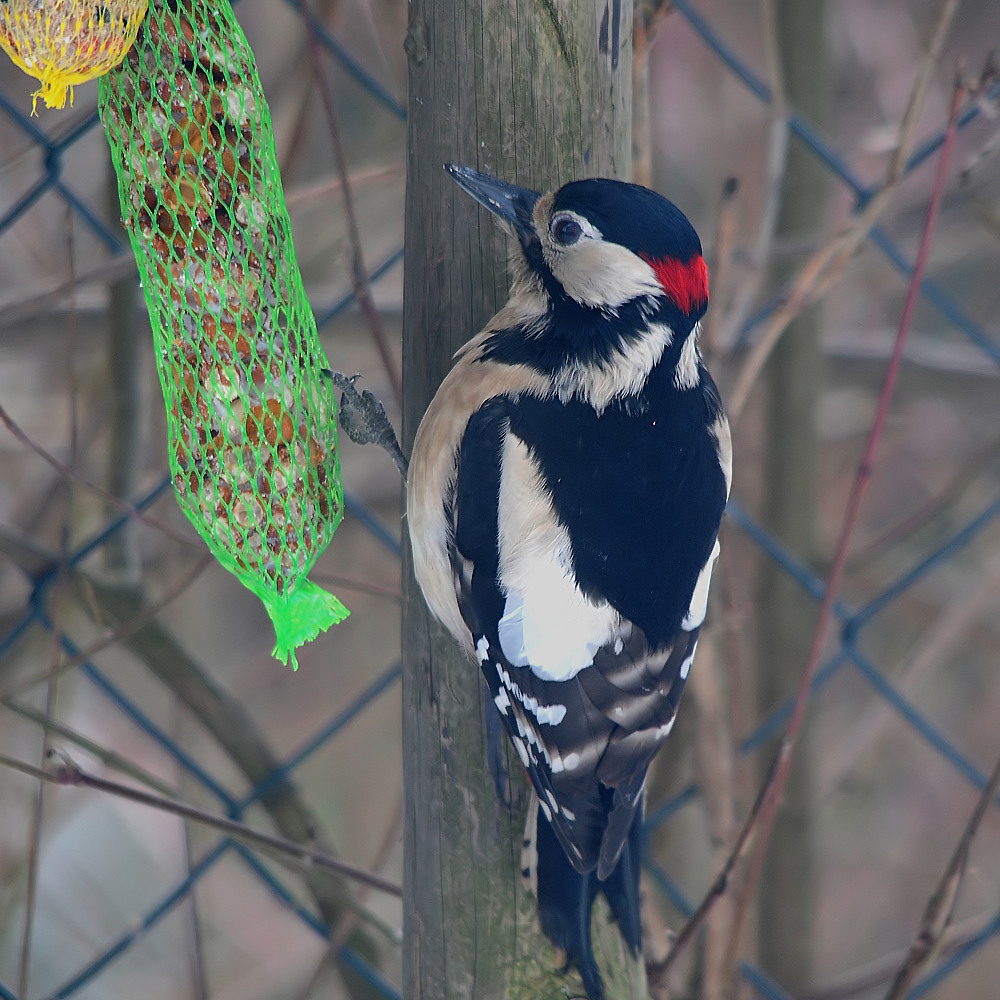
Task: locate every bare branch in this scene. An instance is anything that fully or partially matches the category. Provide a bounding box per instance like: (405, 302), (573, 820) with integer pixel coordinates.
(298, 0), (403, 407)
(0, 749), (402, 898)
(650, 738), (789, 980)
(0, 255), (137, 330)
(883, 745), (1000, 999)
(726, 0), (964, 420)
(1, 698), (179, 798)
(701, 177), (740, 362)
(802, 912), (1000, 1000)
(632, 0), (675, 188)
(0, 402), (198, 549)
(0, 543), (213, 701)
(717, 0), (789, 350)
(846, 429), (1000, 568)
(723, 73), (970, 968)
(821, 552), (1000, 795)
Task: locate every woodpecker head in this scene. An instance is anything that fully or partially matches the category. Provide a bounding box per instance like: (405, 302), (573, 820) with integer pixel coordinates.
(446, 164), (709, 337)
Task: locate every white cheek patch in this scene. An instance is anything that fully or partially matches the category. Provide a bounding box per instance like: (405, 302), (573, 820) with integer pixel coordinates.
(682, 538), (721, 631)
(545, 240), (663, 310)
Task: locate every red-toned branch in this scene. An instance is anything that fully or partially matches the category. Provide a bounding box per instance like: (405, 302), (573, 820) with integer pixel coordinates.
(660, 72), (971, 980)
(726, 73), (969, 967)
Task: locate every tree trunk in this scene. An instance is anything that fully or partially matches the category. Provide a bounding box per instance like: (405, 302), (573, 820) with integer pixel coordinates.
(401, 1), (634, 996)
(757, 0), (829, 991)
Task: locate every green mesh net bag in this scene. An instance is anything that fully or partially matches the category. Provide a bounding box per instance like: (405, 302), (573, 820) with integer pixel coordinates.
(100, 0), (348, 668)
(0, 0), (148, 112)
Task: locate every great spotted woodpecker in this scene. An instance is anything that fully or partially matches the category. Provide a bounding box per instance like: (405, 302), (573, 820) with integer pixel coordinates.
(407, 165), (732, 998)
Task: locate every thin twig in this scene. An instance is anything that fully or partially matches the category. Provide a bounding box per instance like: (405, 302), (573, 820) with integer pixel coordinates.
(650, 739), (789, 980)
(277, 0), (343, 176)
(310, 570), (401, 601)
(688, 631), (739, 1000)
(298, 0), (403, 407)
(726, 0), (963, 420)
(18, 587), (61, 1000)
(802, 911), (1000, 1000)
(821, 552), (1000, 795)
(0, 254), (137, 330)
(173, 707), (209, 1000)
(298, 797), (405, 1000)
(284, 164), (405, 213)
(1, 698), (180, 798)
(19, 207), (82, 998)
(0, 402), (198, 549)
(886, 0), (963, 183)
(632, 0), (675, 188)
(846, 429), (1000, 569)
(883, 743), (1000, 999)
(0, 749), (402, 898)
(0, 553), (213, 701)
(329, 796), (403, 952)
(702, 177), (740, 362)
(723, 73), (969, 970)
(0, 169), (402, 330)
(717, 0), (789, 351)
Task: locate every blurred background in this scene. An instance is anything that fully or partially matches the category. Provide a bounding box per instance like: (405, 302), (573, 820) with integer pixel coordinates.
(0, 1), (999, 998)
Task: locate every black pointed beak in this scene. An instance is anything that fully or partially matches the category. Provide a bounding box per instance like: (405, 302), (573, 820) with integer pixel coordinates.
(445, 164), (540, 240)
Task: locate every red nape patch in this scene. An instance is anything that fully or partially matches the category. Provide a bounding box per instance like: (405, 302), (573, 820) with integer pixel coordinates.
(642, 254), (709, 314)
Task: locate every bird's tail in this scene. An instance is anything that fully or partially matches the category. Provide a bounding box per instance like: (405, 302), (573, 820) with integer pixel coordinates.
(527, 795), (644, 1000)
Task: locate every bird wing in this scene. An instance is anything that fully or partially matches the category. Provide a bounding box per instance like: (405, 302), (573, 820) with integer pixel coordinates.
(450, 375), (728, 876)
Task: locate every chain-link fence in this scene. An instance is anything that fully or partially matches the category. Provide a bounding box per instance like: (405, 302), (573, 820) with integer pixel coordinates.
(1, 1), (999, 998)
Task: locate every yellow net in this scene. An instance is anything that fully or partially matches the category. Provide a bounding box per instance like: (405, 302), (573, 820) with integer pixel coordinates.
(0, 0), (147, 112)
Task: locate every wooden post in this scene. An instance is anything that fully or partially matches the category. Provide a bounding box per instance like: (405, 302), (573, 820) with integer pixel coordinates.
(757, 0), (829, 990)
(401, 1), (634, 996)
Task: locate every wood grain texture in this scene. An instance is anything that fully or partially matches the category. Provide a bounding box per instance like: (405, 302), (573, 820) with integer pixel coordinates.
(401, 0), (637, 996)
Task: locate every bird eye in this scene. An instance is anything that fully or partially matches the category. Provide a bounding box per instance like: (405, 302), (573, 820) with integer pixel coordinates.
(550, 214), (583, 246)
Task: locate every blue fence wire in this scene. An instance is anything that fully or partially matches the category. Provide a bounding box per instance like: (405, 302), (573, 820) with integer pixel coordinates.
(1, 1), (998, 998)
(670, 0), (1000, 367)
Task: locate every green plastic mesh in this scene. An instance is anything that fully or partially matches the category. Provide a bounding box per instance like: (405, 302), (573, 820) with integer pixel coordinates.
(99, 0), (348, 668)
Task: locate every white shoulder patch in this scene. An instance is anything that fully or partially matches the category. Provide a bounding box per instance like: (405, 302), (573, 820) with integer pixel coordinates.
(496, 432), (620, 680)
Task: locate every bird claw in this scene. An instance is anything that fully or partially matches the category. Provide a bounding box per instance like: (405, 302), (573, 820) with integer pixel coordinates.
(322, 370), (408, 478)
